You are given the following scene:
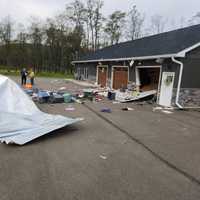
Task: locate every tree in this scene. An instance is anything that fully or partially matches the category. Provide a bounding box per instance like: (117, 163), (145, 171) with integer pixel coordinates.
(28, 17), (44, 72)
(0, 16), (13, 65)
(93, 0), (104, 49)
(104, 11), (126, 45)
(16, 23), (29, 68)
(127, 5), (145, 40)
(65, 0), (86, 31)
(86, 0), (104, 50)
(188, 12), (200, 25)
(150, 15), (168, 34)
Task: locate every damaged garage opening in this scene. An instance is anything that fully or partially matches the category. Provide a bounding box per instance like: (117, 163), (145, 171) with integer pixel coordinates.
(136, 66), (161, 102)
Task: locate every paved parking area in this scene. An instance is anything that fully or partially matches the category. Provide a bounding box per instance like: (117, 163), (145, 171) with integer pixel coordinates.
(0, 77), (200, 200)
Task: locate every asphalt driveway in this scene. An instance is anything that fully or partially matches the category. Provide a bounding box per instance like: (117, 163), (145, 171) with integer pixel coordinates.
(0, 77), (200, 200)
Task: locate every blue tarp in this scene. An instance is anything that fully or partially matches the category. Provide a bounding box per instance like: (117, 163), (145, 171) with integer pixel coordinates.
(0, 75), (82, 145)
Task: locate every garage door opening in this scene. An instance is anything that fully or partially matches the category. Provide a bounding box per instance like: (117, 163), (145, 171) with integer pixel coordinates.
(136, 67), (161, 92)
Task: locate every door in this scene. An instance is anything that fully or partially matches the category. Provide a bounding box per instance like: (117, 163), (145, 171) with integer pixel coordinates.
(113, 67), (128, 89)
(98, 66), (107, 87)
(159, 72), (175, 107)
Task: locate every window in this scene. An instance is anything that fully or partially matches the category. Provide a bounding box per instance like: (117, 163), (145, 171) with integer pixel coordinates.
(84, 67), (88, 79)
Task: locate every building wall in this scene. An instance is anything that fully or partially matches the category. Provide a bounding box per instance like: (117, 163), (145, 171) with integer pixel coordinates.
(74, 54), (200, 107)
(177, 48), (200, 107)
(75, 63), (97, 82)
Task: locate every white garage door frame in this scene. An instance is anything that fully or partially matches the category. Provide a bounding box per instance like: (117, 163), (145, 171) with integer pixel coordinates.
(135, 65), (162, 104)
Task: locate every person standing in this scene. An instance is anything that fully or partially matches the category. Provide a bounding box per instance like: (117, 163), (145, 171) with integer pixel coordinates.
(29, 69), (35, 86)
(21, 68), (27, 85)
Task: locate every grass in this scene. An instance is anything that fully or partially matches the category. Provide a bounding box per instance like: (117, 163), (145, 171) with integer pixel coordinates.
(0, 68), (74, 79)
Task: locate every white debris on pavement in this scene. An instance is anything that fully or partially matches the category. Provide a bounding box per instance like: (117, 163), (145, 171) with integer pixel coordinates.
(0, 75), (82, 145)
(115, 90), (157, 103)
(100, 155), (107, 160)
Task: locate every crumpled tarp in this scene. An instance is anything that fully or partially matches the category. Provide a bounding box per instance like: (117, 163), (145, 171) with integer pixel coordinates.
(0, 75), (82, 145)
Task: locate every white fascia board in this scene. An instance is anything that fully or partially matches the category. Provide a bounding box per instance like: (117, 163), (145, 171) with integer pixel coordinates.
(176, 42), (200, 57)
(72, 54), (177, 64)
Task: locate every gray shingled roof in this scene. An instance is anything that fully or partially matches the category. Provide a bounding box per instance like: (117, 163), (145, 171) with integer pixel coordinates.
(74, 24), (200, 62)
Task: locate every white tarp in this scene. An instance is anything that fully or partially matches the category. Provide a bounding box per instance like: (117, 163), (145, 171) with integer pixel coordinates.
(0, 75), (82, 145)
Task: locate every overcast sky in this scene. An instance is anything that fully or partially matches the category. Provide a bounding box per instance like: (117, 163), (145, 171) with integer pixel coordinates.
(0, 0), (199, 27)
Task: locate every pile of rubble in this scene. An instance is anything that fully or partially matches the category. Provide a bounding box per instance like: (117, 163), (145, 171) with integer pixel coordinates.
(23, 84), (157, 105)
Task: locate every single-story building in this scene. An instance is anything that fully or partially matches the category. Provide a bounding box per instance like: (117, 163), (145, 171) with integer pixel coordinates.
(72, 24), (200, 108)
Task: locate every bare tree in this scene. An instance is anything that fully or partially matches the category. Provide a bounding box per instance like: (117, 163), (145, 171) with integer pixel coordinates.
(188, 12), (200, 25)
(104, 10), (126, 45)
(0, 16), (14, 65)
(65, 0), (86, 28)
(87, 0), (95, 49)
(150, 15), (168, 34)
(93, 0), (104, 50)
(127, 5), (145, 40)
(28, 17), (44, 72)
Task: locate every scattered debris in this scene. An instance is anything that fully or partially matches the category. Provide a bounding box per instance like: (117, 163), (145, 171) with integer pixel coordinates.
(153, 106), (163, 112)
(65, 107), (75, 111)
(63, 93), (72, 103)
(122, 107), (134, 111)
(49, 93), (64, 103)
(38, 90), (50, 103)
(100, 108), (112, 113)
(100, 155), (107, 160)
(153, 106), (174, 114)
(161, 110), (173, 114)
(107, 91), (116, 100)
(59, 86), (67, 91)
(113, 101), (120, 104)
(115, 90), (157, 103)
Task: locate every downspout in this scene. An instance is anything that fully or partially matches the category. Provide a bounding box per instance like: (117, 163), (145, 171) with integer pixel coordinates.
(171, 57), (183, 109)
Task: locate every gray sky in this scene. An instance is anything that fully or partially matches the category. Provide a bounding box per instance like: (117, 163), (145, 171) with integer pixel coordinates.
(0, 0), (199, 27)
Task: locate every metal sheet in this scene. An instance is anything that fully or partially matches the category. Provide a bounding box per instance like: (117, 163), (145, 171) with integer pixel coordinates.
(0, 75), (82, 145)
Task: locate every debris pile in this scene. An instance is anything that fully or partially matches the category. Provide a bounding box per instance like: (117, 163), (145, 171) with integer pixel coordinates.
(24, 81), (157, 106)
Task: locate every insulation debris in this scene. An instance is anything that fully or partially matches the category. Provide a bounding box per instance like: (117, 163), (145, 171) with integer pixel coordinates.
(115, 90), (157, 103)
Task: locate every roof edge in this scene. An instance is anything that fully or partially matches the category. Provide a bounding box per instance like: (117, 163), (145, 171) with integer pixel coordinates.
(176, 42), (200, 57)
(72, 41), (200, 64)
(72, 53), (179, 64)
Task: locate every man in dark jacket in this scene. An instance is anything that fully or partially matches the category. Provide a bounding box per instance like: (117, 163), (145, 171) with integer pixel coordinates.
(21, 68), (27, 85)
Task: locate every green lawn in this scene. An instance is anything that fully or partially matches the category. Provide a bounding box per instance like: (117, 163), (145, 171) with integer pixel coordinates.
(0, 68), (74, 79)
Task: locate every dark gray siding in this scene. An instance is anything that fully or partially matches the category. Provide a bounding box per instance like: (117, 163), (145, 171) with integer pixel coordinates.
(75, 63), (97, 82)
(181, 47), (200, 88)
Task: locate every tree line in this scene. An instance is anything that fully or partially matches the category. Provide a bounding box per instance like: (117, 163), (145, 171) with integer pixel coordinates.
(0, 0), (199, 73)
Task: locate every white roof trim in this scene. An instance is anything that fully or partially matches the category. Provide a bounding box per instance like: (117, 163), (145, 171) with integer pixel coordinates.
(72, 42), (200, 64)
(72, 54), (179, 64)
(176, 42), (200, 57)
